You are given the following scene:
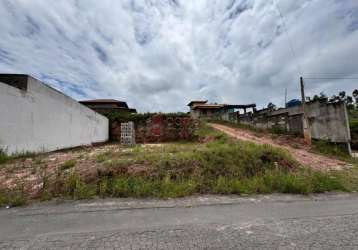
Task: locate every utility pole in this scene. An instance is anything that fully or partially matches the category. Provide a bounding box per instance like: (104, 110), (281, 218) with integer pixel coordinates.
(285, 88), (287, 108)
(300, 77), (311, 145)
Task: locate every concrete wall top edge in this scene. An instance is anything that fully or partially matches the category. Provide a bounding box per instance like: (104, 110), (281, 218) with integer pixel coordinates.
(26, 75), (108, 122)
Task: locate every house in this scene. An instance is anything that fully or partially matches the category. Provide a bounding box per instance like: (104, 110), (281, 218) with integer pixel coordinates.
(79, 99), (137, 115)
(187, 100), (256, 120)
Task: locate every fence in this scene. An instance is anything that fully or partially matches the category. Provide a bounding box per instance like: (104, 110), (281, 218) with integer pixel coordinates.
(112, 115), (199, 143)
(230, 100), (351, 151)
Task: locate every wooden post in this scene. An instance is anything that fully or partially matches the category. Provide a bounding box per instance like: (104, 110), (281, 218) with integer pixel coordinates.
(300, 77), (311, 145)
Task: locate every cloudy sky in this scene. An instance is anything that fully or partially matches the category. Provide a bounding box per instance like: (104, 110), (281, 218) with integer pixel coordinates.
(0, 0), (358, 112)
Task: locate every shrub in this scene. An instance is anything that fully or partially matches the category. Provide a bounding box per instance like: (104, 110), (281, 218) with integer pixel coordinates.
(0, 149), (35, 165)
(0, 186), (27, 207)
(60, 160), (77, 171)
(311, 140), (351, 160)
(63, 171), (96, 199)
(0, 149), (9, 164)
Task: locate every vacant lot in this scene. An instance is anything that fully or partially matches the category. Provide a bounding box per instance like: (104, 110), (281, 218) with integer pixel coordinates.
(1, 124), (357, 207)
(209, 123), (353, 170)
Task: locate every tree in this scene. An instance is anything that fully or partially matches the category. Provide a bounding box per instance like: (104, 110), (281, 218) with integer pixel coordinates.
(346, 96), (354, 110)
(312, 95), (320, 101)
(312, 92), (327, 102)
(267, 102), (276, 110)
(320, 92), (327, 99)
(353, 89), (358, 104)
(353, 89), (358, 98)
(339, 91), (346, 99)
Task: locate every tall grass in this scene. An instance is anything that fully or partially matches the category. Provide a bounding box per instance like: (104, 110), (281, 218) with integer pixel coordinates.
(0, 149), (36, 165)
(39, 127), (348, 201)
(1, 124), (354, 207)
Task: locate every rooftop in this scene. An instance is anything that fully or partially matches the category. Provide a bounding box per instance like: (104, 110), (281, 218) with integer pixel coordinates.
(192, 104), (224, 110)
(79, 99), (126, 104)
(79, 99), (131, 110)
(187, 100), (208, 106)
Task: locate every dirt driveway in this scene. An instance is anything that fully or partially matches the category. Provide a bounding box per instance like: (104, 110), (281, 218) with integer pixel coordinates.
(210, 123), (349, 171)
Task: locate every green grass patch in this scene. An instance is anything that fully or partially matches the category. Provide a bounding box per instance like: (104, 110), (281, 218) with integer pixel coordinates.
(60, 159), (77, 171)
(0, 186), (27, 207)
(0, 149), (36, 165)
(3, 122), (357, 206)
(42, 133), (351, 200)
(311, 140), (357, 164)
(349, 115), (358, 150)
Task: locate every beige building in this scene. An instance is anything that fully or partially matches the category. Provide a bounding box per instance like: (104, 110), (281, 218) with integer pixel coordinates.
(187, 100), (256, 120)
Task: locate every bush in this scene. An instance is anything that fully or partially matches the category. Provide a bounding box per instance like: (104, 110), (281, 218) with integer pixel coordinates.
(0, 149), (35, 165)
(3, 122), (354, 206)
(60, 160), (77, 171)
(0, 186), (27, 207)
(311, 140), (351, 160)
(0, 149), (9, 164)
(350, 119), (358, 149)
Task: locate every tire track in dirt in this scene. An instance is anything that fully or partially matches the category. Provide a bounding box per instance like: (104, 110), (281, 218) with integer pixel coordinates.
(210, 123), (349, 171)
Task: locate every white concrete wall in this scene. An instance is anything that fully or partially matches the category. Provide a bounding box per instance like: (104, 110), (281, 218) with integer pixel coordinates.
(306, 101), (351, 143)
(0, 76), (109, 155)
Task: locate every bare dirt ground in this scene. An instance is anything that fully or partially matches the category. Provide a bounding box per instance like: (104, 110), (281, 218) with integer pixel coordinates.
(0, 143), (182, 199)
(210, 123), (350, 171)
(0, 144), (124, 198)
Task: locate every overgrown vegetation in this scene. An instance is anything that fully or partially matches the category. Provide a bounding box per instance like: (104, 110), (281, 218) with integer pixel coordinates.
(1, 123), (357, 207)
(0, 149), (35, 165)
(60, 159), (77, 171)
(0, 184), (27, 207)
(349, 108), (358, 150)
(30, 124), (353, 203)
(310, 140), (355, 162)
(106, 112), (189, 125)
(0, 149), (9, 164)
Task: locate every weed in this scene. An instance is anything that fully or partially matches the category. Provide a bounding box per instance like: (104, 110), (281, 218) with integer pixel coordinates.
(311, 140), (356, 163)
(0, 184), (27, 207)
(60, 159), (76, 171)
(63, 171), (96, 199)
(34, 158), (43, 165)
(0, 149), (10, 164)
(96, 151), (114, 163)
(30, 167), (37, 175)
(0, 149), (36, 165)
(2, 122), (357, 205)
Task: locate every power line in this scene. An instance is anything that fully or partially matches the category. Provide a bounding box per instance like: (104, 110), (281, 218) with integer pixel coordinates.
(303, 77), (358, 80)
(273, 0), (302, 76)
(305, 73), (358, 75)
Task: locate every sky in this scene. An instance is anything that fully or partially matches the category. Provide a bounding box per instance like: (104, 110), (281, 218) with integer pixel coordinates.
(0, 0), (358, 112)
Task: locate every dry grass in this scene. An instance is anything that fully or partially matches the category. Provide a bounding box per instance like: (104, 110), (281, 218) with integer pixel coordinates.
(0, 124), (356, 207)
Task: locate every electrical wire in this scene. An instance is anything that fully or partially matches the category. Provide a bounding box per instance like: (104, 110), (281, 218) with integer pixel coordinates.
(303, 78), (358, 80)
(273, 0), (302, 76)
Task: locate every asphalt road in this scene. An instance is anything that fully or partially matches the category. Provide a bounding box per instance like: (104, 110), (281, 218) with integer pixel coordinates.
(1, 193), (358, 249)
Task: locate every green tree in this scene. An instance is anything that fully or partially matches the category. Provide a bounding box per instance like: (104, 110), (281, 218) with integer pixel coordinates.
(267, 102), (276, 110)
(353, 89), (358, 105)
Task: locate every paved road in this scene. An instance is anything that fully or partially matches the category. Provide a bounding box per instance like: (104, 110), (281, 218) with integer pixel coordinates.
(1, 194), (358, 249)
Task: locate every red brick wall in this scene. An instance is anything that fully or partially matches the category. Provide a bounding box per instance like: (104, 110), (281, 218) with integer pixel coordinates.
(111, 115), (199, 143)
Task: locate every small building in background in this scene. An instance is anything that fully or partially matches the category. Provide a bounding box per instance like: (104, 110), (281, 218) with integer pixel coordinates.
(79, 99), (137, 115)
(188, 100), (223, 119)
(187, 100), (256, 120)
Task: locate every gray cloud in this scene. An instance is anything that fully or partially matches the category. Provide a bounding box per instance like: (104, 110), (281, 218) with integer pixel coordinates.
(0, 0), (357, 112)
